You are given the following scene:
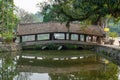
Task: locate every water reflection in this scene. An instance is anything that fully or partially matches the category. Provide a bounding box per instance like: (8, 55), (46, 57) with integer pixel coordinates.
(0, 50), (120, 80)
(0, 52), (17, 80)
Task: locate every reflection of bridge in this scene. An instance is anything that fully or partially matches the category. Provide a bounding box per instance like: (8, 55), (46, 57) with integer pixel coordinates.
(17, 64), (103, 73)
(17, 22), (104, 47)
(16, 51), (103, 73)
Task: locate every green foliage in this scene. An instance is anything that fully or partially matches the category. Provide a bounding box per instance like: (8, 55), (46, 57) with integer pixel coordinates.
(0, 0), (18, 43)
(65, 44), (78, 50)
(3, 31), (14, 43)
(22, 44), (43, 50)
(38, 2), (69, 22)
(39, 0), (120, 24)
(108, 32), (118, 39)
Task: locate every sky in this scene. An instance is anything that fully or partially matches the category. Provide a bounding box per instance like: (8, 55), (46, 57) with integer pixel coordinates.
(14, 0), (47, 13)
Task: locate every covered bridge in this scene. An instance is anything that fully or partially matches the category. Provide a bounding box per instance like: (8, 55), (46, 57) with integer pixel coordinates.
(16, 22), (105, 45)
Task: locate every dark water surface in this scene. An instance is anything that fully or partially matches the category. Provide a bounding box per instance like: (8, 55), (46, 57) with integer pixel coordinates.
(0, 50), (120, 80)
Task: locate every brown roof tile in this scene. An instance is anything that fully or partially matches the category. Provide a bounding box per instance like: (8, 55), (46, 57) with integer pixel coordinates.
(17, 22), (104, 36)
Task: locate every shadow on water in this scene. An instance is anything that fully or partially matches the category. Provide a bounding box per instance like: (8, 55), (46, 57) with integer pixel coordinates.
(0, 50), (120, 80)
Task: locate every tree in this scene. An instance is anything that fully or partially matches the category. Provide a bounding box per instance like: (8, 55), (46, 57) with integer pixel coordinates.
(34, 12), (43, 22)
(0, 0), (18, 43)
(15, 7), (34, 23)
(109, 32), (118, 40)
(38, 1), (69, 23)
(39, 0), (120, 25)
(15, 7), (43, 23)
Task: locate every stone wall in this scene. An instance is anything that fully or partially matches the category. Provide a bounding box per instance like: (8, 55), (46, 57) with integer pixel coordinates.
(0, 43), (21, 52)
(95, 45), (120, 65)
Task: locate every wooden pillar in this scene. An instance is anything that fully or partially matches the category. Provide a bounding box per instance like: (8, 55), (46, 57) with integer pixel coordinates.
(50, 33), (54, 40)
(50, 33), (52, 40)
(78, 34), (80, 41)
(35, 34), (37, 41)
(64, 33), (67, 40)
(91, 36), (93, 42)
(69, 33), (71, 40)
(20, 36), (22, 43)
(97, 36), (102, 44)
(84, 35), (87, 42)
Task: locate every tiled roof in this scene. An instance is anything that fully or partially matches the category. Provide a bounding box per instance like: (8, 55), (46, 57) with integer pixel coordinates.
(17, 22), (104, 36)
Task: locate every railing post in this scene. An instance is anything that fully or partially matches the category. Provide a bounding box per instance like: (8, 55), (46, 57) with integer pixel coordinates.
(97, 36), (102, 44)
(91, 36), (93, 42)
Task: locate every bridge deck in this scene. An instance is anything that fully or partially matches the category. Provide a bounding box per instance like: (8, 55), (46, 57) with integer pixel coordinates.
(21, 40), (98, 46)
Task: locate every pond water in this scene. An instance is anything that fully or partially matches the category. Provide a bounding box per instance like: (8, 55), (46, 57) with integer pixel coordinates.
(0, 50), (120, 80)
